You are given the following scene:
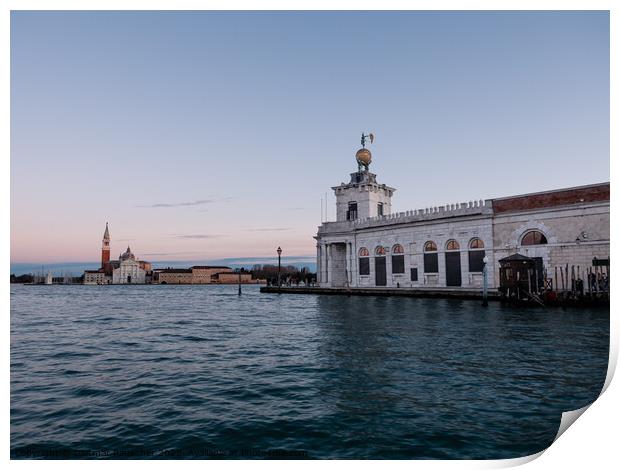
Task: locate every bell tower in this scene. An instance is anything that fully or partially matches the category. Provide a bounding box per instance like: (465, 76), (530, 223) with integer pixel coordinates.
(332, 133), (395, 222)
(101, 222), (111, 268)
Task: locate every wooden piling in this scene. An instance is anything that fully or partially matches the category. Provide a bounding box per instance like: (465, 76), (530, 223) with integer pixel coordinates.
(595, 265), (600, 293)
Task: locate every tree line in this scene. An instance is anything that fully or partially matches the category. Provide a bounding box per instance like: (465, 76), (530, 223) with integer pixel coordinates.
(250, 264), (317, 286)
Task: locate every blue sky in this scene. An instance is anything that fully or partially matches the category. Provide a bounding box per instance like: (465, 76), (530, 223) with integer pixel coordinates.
(11, 11), (609, 264)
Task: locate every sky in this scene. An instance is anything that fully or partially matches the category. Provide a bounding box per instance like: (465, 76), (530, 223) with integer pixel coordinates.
(10, 11), (609, 265)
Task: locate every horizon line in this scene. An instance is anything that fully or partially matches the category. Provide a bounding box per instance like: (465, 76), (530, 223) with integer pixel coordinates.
(11, 255), (317, 266)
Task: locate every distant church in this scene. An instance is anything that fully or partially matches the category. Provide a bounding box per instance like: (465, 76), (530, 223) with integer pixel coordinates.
(84, 223), (151, 284)
(315, 134), (610, 291)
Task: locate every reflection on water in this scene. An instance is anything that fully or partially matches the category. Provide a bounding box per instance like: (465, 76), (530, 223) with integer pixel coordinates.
(11, 285), (608, 459)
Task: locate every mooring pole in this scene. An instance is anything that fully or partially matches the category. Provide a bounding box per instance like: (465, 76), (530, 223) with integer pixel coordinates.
(238, 269), (242, 296)
(277, 246), (282, 294)
(482, 256), (489, 307)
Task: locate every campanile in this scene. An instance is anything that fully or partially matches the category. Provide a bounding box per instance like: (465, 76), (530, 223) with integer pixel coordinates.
(101, 222), (110, 267)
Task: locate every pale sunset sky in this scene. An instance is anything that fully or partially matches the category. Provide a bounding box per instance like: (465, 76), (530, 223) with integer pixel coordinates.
(11, 11), (609, 265)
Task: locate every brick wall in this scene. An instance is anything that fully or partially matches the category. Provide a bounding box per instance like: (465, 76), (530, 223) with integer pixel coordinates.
(492, 183), (609, 214)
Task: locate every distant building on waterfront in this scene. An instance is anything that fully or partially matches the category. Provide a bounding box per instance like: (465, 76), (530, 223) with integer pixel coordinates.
(191, 266), (233, 283)
(84, 223), (151, 284)
(111, 246), (147, 284)
(82, 223), (267, 286)
(315, 136), (610, 291)
(154, 268), (193, 284)
(83, 269), (106, 285)
(153, 266), (260, 285)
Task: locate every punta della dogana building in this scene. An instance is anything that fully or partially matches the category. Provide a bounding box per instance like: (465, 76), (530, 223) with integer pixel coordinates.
(315, 135), (609, 292)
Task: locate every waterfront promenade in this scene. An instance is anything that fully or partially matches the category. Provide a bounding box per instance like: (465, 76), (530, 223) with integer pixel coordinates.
(261, 285), (500, 300)
(260, 285), (609, 307)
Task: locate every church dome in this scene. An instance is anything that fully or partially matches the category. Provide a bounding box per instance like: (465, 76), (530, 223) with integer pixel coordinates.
(120, 246), (135, 261)
(356, 148), (372, 167)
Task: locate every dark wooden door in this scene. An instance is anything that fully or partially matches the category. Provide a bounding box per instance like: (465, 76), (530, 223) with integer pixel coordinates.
(532, 257), (544, 291)
(375, 257), (387, 286)
(445, 252), (462, 286)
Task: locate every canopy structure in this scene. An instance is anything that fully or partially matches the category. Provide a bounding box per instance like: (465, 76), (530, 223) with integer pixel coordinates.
(498, 253), (544, 301)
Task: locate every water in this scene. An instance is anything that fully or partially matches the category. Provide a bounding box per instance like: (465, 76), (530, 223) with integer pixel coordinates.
(11, 284), (609, 459)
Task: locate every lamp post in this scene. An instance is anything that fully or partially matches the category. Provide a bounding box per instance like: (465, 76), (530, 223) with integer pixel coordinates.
(277, 246), (282, 292)
(482, 255), (489, 307)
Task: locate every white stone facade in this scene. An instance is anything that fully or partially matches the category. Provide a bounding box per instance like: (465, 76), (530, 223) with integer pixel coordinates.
(112, 258), (146, 284)
(316, 170), (609, 290)
(333, 171), (394, 221)
(491, 202), (610, 287)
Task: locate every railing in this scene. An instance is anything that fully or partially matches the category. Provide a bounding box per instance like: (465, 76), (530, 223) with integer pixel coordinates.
(319, 199), (492, 233)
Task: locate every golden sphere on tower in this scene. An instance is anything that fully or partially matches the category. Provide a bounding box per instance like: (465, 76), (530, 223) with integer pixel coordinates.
(355, 148), (372, 167)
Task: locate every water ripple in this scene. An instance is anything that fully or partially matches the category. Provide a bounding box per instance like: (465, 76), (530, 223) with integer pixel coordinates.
(10, 284), (608, 459)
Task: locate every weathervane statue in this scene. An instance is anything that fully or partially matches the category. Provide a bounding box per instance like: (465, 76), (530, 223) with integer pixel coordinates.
(355, 132), (374, 172)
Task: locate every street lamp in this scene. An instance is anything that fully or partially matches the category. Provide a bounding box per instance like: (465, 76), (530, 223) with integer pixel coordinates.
(277, 246), (282, 291)
(482, 255), (489, 307)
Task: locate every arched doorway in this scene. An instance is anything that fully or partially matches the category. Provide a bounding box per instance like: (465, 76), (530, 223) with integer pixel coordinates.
(375, 246), (386, 286)
(445, 240), (462, 287)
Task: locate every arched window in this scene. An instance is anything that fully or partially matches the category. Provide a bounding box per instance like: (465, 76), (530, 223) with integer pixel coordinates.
(423, 241), (438, 273)
(446, 240), (460, 251)
(469, 238), (484, 250)
(521, 230), (548, 246)
(468, 238), (486, 272)
(424, 241), (437, 252)
(375, 246), (386, 256)
(358, 247), (369, 257)
(391, 244), (405, 274)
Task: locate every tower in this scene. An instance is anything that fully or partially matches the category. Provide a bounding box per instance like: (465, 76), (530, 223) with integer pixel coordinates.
(101, 222), (110, 268)
(332, 133), (395, 222)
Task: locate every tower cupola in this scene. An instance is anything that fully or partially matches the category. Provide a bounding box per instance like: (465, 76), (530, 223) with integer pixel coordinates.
(332, 133), (395, 222)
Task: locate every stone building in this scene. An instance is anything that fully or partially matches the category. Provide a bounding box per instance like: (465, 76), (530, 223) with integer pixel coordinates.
(154, 268), (194, 284)
(84, 270), (106, 285)
(315, 143), (609, 290)
(191, 266), (233, 283)
(211, 271), (253, 284)
(83, 223), (151, 284)
(112, 246), (147, 284)
(153, 266), (261, 284)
